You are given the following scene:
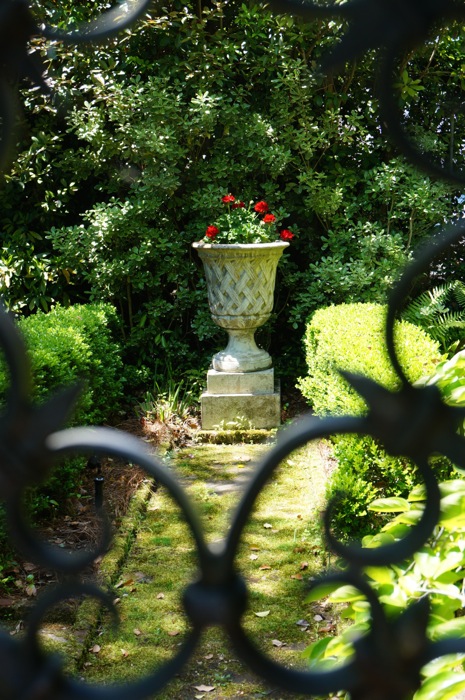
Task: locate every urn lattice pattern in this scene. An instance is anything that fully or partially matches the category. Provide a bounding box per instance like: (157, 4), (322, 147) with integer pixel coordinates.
(195, 243), (287, 328)
(193, 242), (288, 372)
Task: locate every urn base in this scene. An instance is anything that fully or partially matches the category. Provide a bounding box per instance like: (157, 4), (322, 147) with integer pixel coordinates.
(201, 369), (280, 429)
(212, 329), (272, 373)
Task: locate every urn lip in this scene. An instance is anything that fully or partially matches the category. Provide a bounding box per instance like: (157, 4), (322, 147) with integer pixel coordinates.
(192, 241), (290, 250)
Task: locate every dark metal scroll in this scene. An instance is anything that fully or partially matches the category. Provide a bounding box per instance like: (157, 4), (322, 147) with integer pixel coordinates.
(3, 1), (465, 699)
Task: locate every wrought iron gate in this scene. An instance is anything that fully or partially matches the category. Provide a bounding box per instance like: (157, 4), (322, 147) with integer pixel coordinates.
(2, 1), (465, 698)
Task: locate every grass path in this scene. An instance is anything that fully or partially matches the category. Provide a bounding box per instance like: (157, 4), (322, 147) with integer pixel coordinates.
(71, 438), (334, 698)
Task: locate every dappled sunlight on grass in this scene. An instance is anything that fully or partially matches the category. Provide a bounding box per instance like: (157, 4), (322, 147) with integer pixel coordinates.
(80, 440), (332, 695)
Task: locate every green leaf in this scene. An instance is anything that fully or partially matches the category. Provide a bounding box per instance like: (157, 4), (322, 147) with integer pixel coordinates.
(439, 481), (465, 497)
(368, 497), (410, 513)
(414, 672), (465, 700)
(414, 550), (464, 579)
(430, 617), (465, 641)
(305, 580), (342, 602)
(301, 635), (333, 661)
(364, 566), (395, 585)
(409, 484), (427, 501)
(440, 493), (465, 527)
(330, 585), (365, 603)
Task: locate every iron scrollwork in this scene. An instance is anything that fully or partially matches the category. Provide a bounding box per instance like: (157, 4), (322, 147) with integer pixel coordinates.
(3, 0), (465, 698)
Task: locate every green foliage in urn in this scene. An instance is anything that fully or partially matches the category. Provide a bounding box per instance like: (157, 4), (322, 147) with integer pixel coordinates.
(201, 194), (295, 244)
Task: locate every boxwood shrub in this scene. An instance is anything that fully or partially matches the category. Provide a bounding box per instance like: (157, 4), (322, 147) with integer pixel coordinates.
(0, 303), (125, 574)
(12, 302), (125, 426)
(298, 303), (452, 540)
(298, 302), (443, 416)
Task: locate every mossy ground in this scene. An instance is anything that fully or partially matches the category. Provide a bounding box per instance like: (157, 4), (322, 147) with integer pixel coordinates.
(50, 439), (336, 698)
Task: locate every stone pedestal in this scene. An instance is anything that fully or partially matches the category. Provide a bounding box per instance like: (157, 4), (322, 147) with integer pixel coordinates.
(201, 368), (281, 430)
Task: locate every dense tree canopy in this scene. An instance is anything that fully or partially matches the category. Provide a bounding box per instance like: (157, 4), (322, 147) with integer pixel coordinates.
(2, 1), (465, 385)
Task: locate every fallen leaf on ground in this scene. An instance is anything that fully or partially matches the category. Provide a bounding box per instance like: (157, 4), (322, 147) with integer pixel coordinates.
(300, 562), (309, 570)
(259, 565), (271, 570)
(25, 584), (37, 597)
(133, 628), (142, 636)
(121, 649), (129, 657)
(0, 598), (17, 608)
(156, 593), (165, 599)
(314, 614), (324, 622)
(90, 645), (101, 654)
(272, 639), (287, 647)
(263, 523), (273, 529)
(254, 610), (270, 617)
(290, 574), (303, 580)
(204, 653), (213, 660)
(167, 630), (179, 636)
(115, 578), (134, 589)
(23, 563), (37, 572)
(250, 554), (258, 560)
(194, 685), (215, 692)
(296, 619), (310, 629)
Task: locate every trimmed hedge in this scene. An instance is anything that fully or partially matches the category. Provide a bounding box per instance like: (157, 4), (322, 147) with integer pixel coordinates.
(298, 303), (451, 540)
(298, 302), (442, 416)
(8, 303), (125, 426)
(0, 303), (125, 575)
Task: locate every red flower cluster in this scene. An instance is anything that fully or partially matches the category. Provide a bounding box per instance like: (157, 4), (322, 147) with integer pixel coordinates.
(254, 200), (269, 214)
(204, 194), (295, 243)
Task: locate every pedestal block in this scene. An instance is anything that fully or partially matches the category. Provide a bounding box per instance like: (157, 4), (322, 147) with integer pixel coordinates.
(201, 368), (281, 430)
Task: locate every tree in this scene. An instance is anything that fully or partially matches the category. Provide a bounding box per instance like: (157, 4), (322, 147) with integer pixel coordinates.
(1, 1), (462, 383)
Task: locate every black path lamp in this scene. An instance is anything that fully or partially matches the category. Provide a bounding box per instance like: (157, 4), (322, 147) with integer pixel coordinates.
(86, 454), (104, 510)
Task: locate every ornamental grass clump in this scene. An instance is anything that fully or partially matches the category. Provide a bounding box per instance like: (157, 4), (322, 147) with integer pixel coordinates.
(202, 194), (295, 244)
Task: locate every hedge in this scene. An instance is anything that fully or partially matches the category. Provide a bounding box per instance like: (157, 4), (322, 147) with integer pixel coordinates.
(7, 303), (125, 426)
(0, 303), (125, 574)
(297, 303), (452, 540)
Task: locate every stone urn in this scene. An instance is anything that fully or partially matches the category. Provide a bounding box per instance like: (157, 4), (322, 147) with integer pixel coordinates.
(192, 241), (289, 372)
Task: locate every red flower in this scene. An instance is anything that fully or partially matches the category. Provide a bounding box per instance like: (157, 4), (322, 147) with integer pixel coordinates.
(263, 213), (276, 224)
(222, 194), (236, 204)
(280, 229), (294, 241)
(254, 200), (269, 214)
(206, 225), (219, 239)
(232, 201), (245, 209)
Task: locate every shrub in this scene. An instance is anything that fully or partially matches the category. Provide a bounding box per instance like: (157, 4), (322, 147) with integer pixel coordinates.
(298, 302), (442, 416)
(298, 302), (448, 539)
(12, 302), (125, 426)
(304, 480), (465, 700)
(0, 303), (125, 570)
